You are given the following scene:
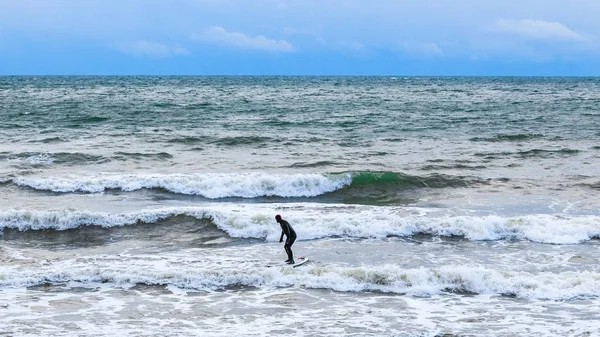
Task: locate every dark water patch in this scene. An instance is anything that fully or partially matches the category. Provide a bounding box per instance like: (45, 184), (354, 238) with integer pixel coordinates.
(443, 288), (479, 296)
(151, 102), (180, 109)
(577, 182), (600, 190)
(113, 151), (173, 161)
(473, 151), (512, 160)
(0, 123), (26, 129)
(167, 136), (212, 144)
(260, 119), (297, 127)
(338, 140), (370, 148)
(210, 136), (274, 146)
(1, 216), (234, 249)
(516, 148), (580, 158)
(183, 102), (213, 110)
(289, 161), (338, 168)
(1, 152), (108, 166)
(592, 146), (600, 150)
(475, 148), (580, 159)
(421, 164), (487, 171)
(51, 152), (109, 165)
(38, 137), (67, 143)
(289, 137), (330, 144)
(382, 138), (406, 142)
(470, 133), (546, 142)
(364, 151), (389, 157)
(217, 285), (261, 292)
(68, 116), (110, 125)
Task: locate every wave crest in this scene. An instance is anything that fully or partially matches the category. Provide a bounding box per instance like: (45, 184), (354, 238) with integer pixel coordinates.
(2, 206), (599, 244)
(8, 171), (486, 204)
(2, 257), (599, 300)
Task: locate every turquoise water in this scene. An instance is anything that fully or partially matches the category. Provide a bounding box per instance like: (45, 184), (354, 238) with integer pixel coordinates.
(1, 77), (600, 336)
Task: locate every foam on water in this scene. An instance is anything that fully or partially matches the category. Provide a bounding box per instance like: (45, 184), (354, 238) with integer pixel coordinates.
(3, 77), (600, 336)
(2, 251), (600, 300)
(11, 172), (352, 197)
(1, 204), (600, 244)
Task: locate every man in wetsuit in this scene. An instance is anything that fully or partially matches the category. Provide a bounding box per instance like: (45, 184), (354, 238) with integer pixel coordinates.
(275, 214), (296, 264)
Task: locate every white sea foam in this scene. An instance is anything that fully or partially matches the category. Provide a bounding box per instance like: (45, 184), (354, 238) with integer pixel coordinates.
(1, 204), (599, 244)
(2, 255), (599, 300)
(8, 153), (53, 166)
(12, 172), (352, 197)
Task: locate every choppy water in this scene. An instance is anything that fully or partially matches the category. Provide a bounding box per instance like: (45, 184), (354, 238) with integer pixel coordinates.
(1, 76), (600, 336)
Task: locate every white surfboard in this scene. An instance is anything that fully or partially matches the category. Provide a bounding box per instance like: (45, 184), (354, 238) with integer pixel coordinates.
(265, 257), (310, 268)
(292, 257), (310, 268)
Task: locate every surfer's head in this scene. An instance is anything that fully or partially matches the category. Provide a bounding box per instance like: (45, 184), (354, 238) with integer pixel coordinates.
(275, 214), (282, 222)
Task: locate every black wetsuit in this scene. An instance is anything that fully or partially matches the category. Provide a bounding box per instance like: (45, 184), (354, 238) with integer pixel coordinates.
(279, 219), (297, 263)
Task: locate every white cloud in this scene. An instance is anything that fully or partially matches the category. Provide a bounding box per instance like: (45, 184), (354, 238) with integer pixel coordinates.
(492, 19), (588, 41)
(118, 40), (190, 58)
(402, 42), (444, 57)
(192, 26), (293, 52)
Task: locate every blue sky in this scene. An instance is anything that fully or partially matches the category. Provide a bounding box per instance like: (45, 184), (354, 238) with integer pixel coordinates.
(1, 0), (599, 75)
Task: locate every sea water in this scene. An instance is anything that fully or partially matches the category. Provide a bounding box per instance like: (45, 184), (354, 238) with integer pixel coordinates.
(1, 76), (599, 336)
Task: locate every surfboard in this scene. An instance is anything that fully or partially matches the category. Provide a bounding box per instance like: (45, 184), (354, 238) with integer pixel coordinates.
(265, 257), (310, 268)
(292, 257), (309, 268)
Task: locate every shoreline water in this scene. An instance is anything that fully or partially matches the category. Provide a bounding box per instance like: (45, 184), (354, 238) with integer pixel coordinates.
(1, 76), (599, 336)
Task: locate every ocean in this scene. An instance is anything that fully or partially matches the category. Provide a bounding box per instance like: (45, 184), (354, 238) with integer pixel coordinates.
(1, 76), (599, 336)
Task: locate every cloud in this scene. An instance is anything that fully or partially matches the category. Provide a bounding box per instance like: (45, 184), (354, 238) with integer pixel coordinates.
(492, 19), (588, 41)
(192, 26), (293, 52)
(117, 40), (190, 58)
(402, 42), (444, 57)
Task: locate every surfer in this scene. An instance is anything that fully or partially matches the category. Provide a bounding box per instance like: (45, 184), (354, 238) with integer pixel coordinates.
(276, 214), (296, 264)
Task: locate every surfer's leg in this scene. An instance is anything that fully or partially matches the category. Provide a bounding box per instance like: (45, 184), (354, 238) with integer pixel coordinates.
(284, 247), (291, 262)
(285, 239), (294, 264)
(284, 244), (291, 262)
(285, 235), (296, 264)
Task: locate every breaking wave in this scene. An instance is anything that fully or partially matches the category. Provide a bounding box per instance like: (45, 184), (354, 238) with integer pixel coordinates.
(2, 205), (599, 244)
(7, 171), (487, 203)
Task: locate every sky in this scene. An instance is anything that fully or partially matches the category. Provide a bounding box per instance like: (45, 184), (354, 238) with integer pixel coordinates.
(1, 0), (599, 75)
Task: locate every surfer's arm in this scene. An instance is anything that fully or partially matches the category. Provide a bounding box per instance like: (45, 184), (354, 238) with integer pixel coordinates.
(280, 231), (284, 243)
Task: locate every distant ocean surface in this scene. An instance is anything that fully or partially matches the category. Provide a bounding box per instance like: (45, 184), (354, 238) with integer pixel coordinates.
(1, 76), (599, 336)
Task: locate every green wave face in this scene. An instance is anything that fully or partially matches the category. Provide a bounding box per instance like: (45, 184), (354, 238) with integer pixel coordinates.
(324, 171), (485, 205)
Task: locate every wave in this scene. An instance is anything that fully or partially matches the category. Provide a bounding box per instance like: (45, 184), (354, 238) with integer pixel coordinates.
(469, 134), (547, 142)
(210, 136), (274, 146)
(167, 136), (328, 147)
(38, 137), (68, 143)
(515, 148), (580, 158)
(2, 205), (599, 244)
(332, 172), (485, 204)
(66, 116), (110, 128)
(9, 172), (351, 197)
(75, 116), (110, 123)
(475, 148), (581, 160)
(1, 152), (109, 167)
(2, 151), (174, 167)
(112, 151), (173, 160)
(167, 136), (212, 144)
(6, 171), (487, 203)
(2, 257), (599, 300)
(420, 164), (487, 171)
(288, 161), (339, 168)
